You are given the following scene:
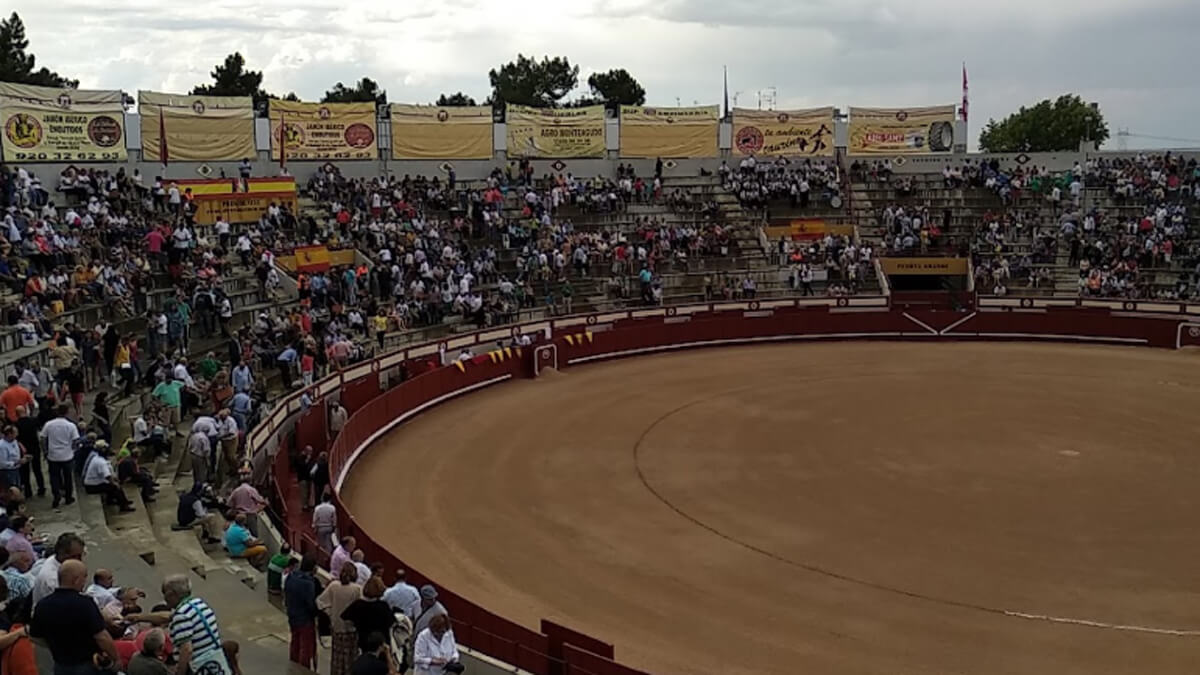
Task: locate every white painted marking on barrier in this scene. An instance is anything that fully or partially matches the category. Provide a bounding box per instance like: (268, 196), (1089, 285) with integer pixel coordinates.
(902, 312), (938, 335)
(947, 332), (1147, 344)
(334, 374), (512, 491)
(938, 312), (977, 334)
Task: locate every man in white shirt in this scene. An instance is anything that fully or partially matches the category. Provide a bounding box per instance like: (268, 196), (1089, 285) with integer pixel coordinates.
(31, 531), (85, 605)
(382, 568), (421, 621)
(83, 442), (135, 511)
(40, 405), (79, 507)
(413, 614), (460, 675)
(188, 430), (212, 487)
(311, 493), (337, 551)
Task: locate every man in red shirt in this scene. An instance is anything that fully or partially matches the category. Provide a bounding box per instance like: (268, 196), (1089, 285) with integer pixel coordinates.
(0, 377), (34, 423)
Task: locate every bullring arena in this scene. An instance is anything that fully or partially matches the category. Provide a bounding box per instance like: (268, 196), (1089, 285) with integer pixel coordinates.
(317, 298), (1200, 675)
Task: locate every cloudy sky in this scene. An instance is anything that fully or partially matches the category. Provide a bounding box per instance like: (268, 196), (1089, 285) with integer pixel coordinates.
(12, 0), (1200, 149)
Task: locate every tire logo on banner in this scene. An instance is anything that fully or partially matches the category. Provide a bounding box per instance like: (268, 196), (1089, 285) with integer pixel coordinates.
(318, 107), (332, 120)
(344, 123), (375, 149)
(836, 297), (849, 307)
(586, 315), (598, 325)
(192, 100), (207, 115)
(1189, 326), (1200, 338)
(57, 93), (72, 109)
(1020, 298), (1034, 308)
(541, 350), (551, 361)
(776, 113), (790, 124)
(87, 116), (122, 147)
(437, 109), (450, 122)
(748, 301), (761, 311)
(1122, 301), (1136, 311)
(665, 307), (678, 317)
(735, 126), (764, 154)
(4, 114), (42, 148)
(895, 110), (909, 122)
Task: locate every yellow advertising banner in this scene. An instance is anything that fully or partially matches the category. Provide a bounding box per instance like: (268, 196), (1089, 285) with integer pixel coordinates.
(1, 104), (126, 162)
(0, 82), (127, 162)
(139, 90), (255, 162)
(764, 219), (855, 241)
(880, 257), (969, 275)
(194, 194), (298, 225)
(269, 100), (378, 161)
(0, 82), (122, 106)
(390, 104), (492, 160)
(505, 104), (605, 158)
(732, 107), (834, 157)
(619, 105), (718, 158)
(848, 105), (956, 154)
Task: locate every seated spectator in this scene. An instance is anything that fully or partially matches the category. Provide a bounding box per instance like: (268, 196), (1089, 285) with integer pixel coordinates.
(82, 441), (135, 513)
(223, 513), (267, 568)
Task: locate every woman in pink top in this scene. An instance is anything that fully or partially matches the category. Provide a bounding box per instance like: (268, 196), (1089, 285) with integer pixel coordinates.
(5, 515), (36, 560)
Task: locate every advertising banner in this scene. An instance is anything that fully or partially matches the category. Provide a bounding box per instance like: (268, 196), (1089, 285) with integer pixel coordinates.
(764, 219), (855, 241)
(732, 107), (834, 157)
(139, 90), (255, 162)
(0, 82), (126, 162)
(848, 105), (956, 154)
(505, 104), (605, 158)
(270, 100), (378, 161)
(619, 105), (718, 158)
(390, 104), (492, 160)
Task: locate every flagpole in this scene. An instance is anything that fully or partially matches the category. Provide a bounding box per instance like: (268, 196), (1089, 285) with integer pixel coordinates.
(158, 106), (169, 173)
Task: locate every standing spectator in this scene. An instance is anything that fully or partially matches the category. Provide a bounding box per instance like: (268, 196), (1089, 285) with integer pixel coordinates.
(163, 574), (234, 675)
(215, 410), (241, 479)
(329, 401), (348, 439)
(0, 426), (24, 489)
(330, 535), (355, 578)
(0, 376), (34, 424)
(382, 569), (420, 623)
(312, 492), (337, 552)
(310, 451), (331, 508)
(40, 405), (79, 508)
(318, 562), (363, 675)
(413, 614), (461, 675)
(188, 429), (211, 488)
(15, 406), (43, 498)
(32, 532), (85, 606)
(227, 477), (268, 535)
(30, 559), (120, 674)
(341, 577), (395, 655)
(413, 585), (448, 636)
(284, 553), (321, 671)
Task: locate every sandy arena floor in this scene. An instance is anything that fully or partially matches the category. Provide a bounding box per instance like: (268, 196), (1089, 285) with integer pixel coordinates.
(342, 342), (1200, 675)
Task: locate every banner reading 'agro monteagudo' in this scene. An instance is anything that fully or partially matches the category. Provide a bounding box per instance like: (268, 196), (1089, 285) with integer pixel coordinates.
(619, 105), (718, 158)
(848, 105), (956, 154)
(390, 104), (493, 160)
(732, 107), (835, 157)
(270, 100), (378, 161)
(139, 90), (255, 162)
(0, 82), (127, 162)
(505, 104), (605, 158)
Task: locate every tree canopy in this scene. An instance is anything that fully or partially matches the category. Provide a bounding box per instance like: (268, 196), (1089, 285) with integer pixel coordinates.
(488, 54), (579, 108)
(0, 12), (76, 88)
(586, 69), (645, 108)
(436, 91), (477, 107)
(191, 52), (296, 112)
(322, 77), (386, 105)
(979, 94), (1109, 153)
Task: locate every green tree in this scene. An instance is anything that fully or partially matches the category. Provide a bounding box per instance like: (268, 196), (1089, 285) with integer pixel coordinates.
(191, 52), (283, 111)
(436, 91), (477, 106)
(488, 54), (578, 108)
(586, 69), (645, 109)
(0, 12), (76, 87)
(979, 94), (1109, 153)
(322, 77), (387, 105)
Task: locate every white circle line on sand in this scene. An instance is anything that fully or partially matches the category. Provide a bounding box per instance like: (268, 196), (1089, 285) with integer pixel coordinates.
(1001, 611), (1200, 636)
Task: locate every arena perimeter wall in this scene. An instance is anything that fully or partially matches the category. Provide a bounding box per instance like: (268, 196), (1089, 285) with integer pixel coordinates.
(258, 295), (1200, 675)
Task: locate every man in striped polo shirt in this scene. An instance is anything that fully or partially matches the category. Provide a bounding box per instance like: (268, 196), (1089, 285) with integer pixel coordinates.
(163, 574), (233, 675)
